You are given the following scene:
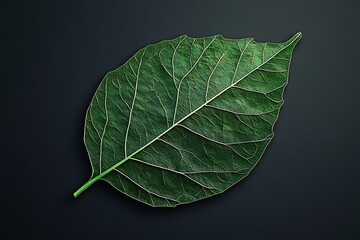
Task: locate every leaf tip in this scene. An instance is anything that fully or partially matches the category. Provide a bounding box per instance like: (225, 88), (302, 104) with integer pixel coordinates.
(286, 32), (302, 48)
(295, 32), (302, 40)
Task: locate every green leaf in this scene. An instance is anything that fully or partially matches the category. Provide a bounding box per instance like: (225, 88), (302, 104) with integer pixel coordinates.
(74, 32), (302, 207)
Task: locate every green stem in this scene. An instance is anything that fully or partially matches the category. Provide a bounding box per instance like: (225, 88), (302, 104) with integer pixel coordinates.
(73, 157), (129, 198)
(73, 177), (98, 198)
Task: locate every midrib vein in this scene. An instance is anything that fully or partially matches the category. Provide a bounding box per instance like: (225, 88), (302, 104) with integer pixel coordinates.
(89, 34), (300, 185)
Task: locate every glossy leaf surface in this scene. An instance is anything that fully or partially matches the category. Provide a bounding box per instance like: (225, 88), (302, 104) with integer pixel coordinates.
(74, 33), (301, 207)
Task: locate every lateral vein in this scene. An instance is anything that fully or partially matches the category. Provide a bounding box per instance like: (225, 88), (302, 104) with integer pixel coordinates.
(99, 78), (109, 173)
(124, 49), (146, 157)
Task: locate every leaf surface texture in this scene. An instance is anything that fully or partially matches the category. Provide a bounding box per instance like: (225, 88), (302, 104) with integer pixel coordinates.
(78, 33), (301, 207)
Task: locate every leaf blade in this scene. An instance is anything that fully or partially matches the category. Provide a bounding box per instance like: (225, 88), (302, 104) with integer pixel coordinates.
(76, 32), (302, 206)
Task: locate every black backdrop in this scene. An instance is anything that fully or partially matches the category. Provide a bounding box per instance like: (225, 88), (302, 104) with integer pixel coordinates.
(2, 0), (359, 239)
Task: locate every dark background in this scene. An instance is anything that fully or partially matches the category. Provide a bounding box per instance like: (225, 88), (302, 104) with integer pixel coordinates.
(2, 0), (359, 239)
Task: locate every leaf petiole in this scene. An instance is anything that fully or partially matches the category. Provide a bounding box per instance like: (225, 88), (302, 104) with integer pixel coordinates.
(73, 156), (129, 198)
